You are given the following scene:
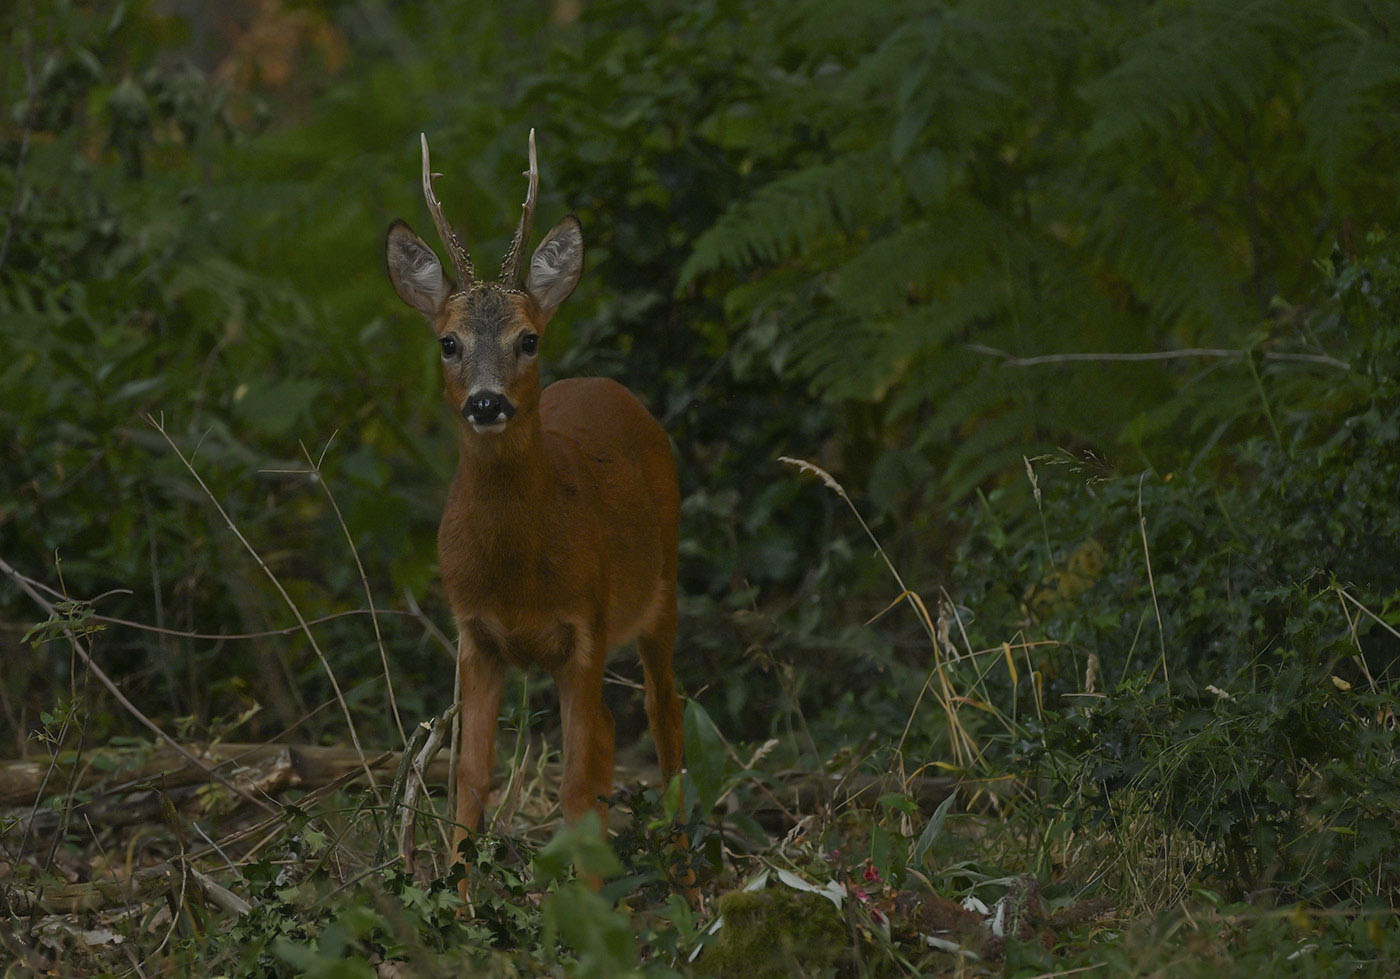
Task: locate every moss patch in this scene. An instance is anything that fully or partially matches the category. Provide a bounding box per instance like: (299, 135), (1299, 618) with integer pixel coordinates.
(702, 887), (853, 979)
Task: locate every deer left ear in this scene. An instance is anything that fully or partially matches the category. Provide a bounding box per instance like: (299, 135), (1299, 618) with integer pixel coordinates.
(526, 216), (583, 320)
(386, 220), (452, 320)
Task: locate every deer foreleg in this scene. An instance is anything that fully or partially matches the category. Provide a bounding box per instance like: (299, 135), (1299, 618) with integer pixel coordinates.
(554, 632), (614, 828)
(453, 633), (504, 858)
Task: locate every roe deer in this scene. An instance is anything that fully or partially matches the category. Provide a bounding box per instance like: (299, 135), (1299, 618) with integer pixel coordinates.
(384, 132), (684, 855)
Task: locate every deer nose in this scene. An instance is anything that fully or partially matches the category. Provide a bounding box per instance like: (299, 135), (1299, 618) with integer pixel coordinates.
(464, 392), (513, 425)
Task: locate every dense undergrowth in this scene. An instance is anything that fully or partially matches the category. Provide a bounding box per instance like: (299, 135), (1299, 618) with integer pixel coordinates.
(3, 0), (1400, 975)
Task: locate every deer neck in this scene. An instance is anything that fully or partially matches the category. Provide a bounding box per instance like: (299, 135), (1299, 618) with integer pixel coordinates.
(452, 410), (552, 551)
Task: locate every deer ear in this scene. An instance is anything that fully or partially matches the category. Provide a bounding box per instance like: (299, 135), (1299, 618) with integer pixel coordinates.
(525, 216), (583, 320)
(385, 220), (451, 319)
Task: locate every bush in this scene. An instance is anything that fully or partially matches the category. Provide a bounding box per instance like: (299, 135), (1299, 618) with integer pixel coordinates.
(942, 242), (1400, 903)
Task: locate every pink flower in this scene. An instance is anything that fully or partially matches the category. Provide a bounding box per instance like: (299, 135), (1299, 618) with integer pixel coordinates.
(862, 861), (880, 882)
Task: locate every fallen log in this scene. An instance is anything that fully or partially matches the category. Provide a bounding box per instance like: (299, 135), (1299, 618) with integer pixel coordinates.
(2, 864), (181, 916)
(2, 758), (384, 916)
(0, 742), (449, 808)
(3, 743), (971, 814)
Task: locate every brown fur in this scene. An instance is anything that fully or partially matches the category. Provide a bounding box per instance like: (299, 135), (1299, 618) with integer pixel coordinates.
(441, 373), (683, 836)
(387, 211), (683, 854)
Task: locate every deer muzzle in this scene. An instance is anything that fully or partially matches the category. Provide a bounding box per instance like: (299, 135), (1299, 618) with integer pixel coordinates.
(463, 391), (515, 430)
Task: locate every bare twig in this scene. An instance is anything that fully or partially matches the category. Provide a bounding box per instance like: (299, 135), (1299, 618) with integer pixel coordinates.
(384, 720), (433, 865)
(0, 741), (440, 807)
(200, 750), (396, 860)
(488, 677), (532, 834)
(184, 862), (251, 916)
(401, 588), (457, 657)
(966, 343), (1350, 370)
(395, 704), (459, 871)
(1336, 586), (1400, 642)
(0, 556), (278, 815)
(145, 795), (191, 965)
(11, 696), (75, 883)
(778, 456), (981, 770)
(1335, 587), (1394, 695)
(5, 751), (401, 914)
(402, 587), (458, 824)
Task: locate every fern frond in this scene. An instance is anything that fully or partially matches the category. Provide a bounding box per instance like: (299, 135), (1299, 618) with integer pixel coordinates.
(1081, 0), (1308, 152)
(679, 149), (896, 287)
(1298, 20), (1400, 193)
(826, 200), (1018, 315)
(795, 266), (1010, 403)
(1081, 181), (1252, 342)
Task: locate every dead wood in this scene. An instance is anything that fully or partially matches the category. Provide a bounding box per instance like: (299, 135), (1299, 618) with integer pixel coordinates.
(3, 864), (175, 916)
(0, 742), (448, 809)
(3, 743), (967, 820)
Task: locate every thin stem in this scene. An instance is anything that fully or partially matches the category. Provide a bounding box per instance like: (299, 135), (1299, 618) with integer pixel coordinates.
(75, 607), (419, 642)
(779, 456), (980, 770)
(1137, 474), (1170, 693)
(147, 414), (381, 800)
(1244, 350), (1285, 449)
(298, 438), (406, 748)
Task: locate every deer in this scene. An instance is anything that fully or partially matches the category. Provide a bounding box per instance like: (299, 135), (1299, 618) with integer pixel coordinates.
(383, 131), (685, 862)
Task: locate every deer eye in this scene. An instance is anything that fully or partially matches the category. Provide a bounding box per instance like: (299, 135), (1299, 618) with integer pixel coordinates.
(439, 335), (458, 358)
(520, 333), (539, 356)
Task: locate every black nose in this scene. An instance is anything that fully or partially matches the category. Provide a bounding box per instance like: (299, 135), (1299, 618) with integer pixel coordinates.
(464, 392), (512, 425)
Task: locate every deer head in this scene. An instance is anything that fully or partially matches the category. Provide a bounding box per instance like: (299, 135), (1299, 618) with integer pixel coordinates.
(385, 131), (584, 433)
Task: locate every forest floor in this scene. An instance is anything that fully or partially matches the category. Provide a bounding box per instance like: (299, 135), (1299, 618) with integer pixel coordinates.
(3, 725), (1396, 978)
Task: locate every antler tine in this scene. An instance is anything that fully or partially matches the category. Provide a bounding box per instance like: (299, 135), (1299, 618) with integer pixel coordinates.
(499, 128), (539, 287)
(420, 133), (475, 288)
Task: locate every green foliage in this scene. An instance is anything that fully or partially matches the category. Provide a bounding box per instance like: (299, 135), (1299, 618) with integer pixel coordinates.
(680, 0), (1400, 502)
(5, 1), (1400, 972)
(195, 829), (537, 976)
(942, 244), (1400, 904)
(184, 812), (713, 978)
(1, 0), (853, 747)
(13, 0), (1395, 750)
(0, 0), (443, 740)
(1076, 905), (1400, 978)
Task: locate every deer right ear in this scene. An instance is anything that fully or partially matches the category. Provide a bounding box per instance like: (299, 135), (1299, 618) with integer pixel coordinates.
(526, 216), (584, 321)
(385, 220), (451, 319)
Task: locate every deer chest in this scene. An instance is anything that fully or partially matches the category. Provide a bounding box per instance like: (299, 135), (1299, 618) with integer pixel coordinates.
(462, 615), (579, 673)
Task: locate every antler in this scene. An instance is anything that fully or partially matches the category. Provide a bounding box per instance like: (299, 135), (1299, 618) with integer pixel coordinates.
(420, 133), (475, 288)
(499, 128), (539, 287)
